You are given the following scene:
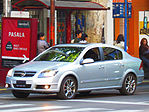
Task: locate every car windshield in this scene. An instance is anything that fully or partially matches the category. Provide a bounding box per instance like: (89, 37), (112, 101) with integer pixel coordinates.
(34, 47), (84, 62)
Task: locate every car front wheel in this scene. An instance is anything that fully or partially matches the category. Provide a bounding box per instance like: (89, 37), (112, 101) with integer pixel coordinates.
(119, 74), (137, 95)
(57, 76), (77, 99)
(12, 90), (30, 98)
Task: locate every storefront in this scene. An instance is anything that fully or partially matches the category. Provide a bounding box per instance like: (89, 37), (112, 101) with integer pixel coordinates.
(11, 0), (108, 45)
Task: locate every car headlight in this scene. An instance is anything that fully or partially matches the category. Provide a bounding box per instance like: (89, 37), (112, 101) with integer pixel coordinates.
(38, 70), (58, 78)
(7, 69), (13, 77)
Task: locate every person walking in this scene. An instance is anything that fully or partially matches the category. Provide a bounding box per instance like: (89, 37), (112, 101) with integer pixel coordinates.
(139, 38), (149, 68)
(37, 32), (49, 55)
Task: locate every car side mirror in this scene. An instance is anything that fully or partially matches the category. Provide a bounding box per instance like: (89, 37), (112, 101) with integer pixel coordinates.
(80, 58), (94, 65)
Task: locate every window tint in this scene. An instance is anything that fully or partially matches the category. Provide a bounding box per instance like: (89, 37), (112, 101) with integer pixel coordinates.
(102, 47), (123, 60)
(83, 47), (101, 61)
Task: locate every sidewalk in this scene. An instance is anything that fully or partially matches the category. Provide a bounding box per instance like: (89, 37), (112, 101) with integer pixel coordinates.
(0, 79), (149, 94)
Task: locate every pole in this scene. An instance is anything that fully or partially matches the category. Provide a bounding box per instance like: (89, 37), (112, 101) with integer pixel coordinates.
(124, 0), (127, 51)
(5, 0), (8, 17)
(50, 0), (55, 46)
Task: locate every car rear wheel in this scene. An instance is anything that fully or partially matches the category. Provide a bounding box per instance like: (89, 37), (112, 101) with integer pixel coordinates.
(57, 76), (77, 99)
(119, 74), (137, 95)
(12, 90), (30, 98)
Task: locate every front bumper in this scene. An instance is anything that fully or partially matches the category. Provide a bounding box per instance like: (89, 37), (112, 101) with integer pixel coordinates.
(5, 77), (59, 93)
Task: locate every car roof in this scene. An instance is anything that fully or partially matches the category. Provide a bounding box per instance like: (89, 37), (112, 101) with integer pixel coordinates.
(54, 43), (93, 47)
(49, 43), (132, 59)
(54, 43), (120, 49)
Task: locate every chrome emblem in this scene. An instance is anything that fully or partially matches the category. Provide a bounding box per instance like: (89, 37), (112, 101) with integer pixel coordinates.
(20, 72), (26, 77)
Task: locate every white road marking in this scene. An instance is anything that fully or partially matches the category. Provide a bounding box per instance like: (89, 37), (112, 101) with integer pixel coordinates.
(59, 99), (149, 106)
(0, 106), (70, 112)
(45, 108), (113, 112)
(0, 104), (34, 108)
(106, 110), (143, 112)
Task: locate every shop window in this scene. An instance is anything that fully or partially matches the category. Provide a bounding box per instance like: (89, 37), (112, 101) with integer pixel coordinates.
(57, 10), (66, 44)
(71, 11), (86, 40)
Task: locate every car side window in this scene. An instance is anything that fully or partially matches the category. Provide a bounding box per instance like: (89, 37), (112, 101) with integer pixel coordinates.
(102, 47), (123, 60)
(83, 47), (101, 62)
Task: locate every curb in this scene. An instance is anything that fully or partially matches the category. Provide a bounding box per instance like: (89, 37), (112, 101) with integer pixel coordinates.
(143, 80), (149, 83)
(0, 88), (10, 94)
(141, 79), (149, 85)
(0, 88), (7, 91)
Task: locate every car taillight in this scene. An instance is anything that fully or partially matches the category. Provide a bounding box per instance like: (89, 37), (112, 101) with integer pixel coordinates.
(139, 61), (143, 70)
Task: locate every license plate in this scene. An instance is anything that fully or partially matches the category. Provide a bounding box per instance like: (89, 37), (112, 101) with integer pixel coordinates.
(16, 80), (26, 85)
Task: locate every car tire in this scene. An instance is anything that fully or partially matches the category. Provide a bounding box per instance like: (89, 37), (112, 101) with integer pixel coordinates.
(57, 76), (77, 99)
(119, 73), (137, 95)
(12, 90), (30, 98)
(79, 91), (91, 95)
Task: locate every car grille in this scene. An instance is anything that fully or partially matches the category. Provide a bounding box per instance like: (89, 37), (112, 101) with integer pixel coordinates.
(14, 71), (36, 77)
(13, 84), (31, 88)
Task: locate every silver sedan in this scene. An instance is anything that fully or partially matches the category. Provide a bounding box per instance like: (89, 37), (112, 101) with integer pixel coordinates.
(6, 43), (144, 99)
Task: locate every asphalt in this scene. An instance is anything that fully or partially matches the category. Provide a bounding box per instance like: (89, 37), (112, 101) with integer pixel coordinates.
(0, 79), (149, 94)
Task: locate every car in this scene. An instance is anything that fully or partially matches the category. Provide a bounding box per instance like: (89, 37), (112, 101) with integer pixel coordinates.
(5, 43), (144, 99)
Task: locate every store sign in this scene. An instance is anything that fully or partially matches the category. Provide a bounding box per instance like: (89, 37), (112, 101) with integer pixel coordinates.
(18, 20), (30, 28)
(127, 3), (132, 18)
(139, 11), (149, 45)
(113, 3), (124, 18)
(11, 11), (29, 18)
(113, 0), (132, 18)
(1, 18), (31, 66)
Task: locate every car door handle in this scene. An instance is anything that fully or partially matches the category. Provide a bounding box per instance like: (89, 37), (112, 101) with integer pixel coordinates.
(114, 63), (124, 67)
(119, 64), (124, 67)
(99, 65), (104, 69)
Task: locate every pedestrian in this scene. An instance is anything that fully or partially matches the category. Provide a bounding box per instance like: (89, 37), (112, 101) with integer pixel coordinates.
(139, 38), (149, 68)
(37, 32), (49, 55)
(79, 33), (88, 43)
(114, 34), (125, 49)
(73, 30), (83, 43)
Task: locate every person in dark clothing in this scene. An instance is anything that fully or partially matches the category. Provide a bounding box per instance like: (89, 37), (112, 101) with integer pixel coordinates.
(73, 30), (83, 43)
(114, 34), (125, 49)
(139, 38), (149, 68)
(79, 33), (88, 43)
(116, 34), (124, 43)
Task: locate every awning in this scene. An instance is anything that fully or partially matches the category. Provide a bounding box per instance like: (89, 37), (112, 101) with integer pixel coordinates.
(12, 0), (108, 10)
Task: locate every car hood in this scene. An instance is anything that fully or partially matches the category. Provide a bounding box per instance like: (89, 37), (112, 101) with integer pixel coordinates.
(14, 61), (71, 72)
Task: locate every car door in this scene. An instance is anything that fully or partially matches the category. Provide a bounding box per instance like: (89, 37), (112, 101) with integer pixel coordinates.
(102, 47), (124, 86)
(77, 47), (107, 89)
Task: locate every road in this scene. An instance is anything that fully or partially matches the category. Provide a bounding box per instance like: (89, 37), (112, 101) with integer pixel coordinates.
(0, 83), (149, 112)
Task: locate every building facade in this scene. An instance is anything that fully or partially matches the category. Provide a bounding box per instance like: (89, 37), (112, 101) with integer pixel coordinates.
(114, 0), (149, 57)
(2, 0), (113, 45)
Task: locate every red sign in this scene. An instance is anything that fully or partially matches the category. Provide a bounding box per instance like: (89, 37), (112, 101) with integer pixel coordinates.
(113, 0), (132, 3)
(2, 18), (31, 61)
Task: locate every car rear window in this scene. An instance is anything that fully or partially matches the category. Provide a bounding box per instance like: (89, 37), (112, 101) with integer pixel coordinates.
(102, 47), (123, 60)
